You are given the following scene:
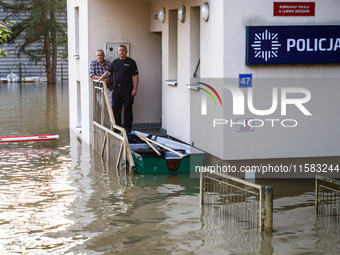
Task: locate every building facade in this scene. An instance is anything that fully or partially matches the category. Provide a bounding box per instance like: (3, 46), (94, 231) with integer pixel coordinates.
(67, 0), (340, 162)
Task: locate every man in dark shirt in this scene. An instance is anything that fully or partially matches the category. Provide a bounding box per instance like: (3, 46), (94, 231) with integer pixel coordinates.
(98, 45), (139, 134)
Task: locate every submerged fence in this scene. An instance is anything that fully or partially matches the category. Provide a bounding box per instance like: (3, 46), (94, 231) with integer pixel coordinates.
(92, 80), (134, 173)
(315, 175), (340, 219)
(200, 171), (273, 232)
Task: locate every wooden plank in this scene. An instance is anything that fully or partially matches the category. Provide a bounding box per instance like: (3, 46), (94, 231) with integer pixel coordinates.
(140, 135), (185, 158)
(101, 131), (108, 156)
(137, 135), (161, 156)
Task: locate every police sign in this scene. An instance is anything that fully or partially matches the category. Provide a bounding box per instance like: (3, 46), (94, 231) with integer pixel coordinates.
(246, 26), (340, 65)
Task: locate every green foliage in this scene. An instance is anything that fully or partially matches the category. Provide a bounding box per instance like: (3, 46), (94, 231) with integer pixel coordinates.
(1, 0), (67, 56)
(0, 20), (15, 57)
(0, 0), (67, 83)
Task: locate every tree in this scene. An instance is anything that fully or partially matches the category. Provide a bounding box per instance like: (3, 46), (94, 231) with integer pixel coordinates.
(0, 0), (67, 84)
(0, 20), (13, 57)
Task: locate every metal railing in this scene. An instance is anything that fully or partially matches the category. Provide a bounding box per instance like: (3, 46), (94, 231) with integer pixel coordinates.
(200, 171), (273, 232)
(92, 80), (135, 173)
(315, 175), (340, 219)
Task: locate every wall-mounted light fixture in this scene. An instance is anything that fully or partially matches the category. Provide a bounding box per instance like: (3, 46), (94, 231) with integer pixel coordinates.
(178, 5), (186, 23)
(159, 7), (166, 23)
(201, 2), (209, 21)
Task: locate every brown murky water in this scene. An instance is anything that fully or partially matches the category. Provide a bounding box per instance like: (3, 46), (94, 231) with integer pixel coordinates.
(0, 82), (339, 254)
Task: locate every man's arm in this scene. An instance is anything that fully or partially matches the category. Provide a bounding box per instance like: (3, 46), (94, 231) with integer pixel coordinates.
(91, 74), (102, 79)
(92, 73), (110, 83)
(97, 71), (111, 83)
(132, 74), (139, 96)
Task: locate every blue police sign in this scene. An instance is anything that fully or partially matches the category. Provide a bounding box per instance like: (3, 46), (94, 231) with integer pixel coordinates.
(246, 26), (340, 65)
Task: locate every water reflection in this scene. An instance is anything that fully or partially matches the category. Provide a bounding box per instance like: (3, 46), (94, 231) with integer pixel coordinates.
(0, 82), (73, 253)
(0, 146), (76, 251)
(0, 82), (339, 254)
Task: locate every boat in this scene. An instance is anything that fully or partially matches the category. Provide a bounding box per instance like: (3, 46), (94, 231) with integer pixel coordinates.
(129, 130), (205, 174)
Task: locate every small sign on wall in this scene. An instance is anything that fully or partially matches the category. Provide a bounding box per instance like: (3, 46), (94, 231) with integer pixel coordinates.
(105, 43), (130, 63)
(239, 74), (252, 88)
(274, 2), (315, 16)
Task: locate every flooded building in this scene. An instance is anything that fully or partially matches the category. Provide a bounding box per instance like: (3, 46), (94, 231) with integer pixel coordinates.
(0, 4), (68, 81)
(67, 0), (340, 171)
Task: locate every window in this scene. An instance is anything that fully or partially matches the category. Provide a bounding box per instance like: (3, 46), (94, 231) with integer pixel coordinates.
(168, 9), (178, 83)
(74, 7), (80, 58)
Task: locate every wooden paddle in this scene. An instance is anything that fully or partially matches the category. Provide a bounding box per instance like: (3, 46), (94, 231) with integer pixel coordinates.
(139, 135), (186, 158)
(137, 135), (161, 156)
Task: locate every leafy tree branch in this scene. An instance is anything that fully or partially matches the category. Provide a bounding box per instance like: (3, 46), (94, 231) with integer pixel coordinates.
(0, 0), (67, 84)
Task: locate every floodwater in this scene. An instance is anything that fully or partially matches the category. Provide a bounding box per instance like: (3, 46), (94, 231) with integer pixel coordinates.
(0, 81), (339, 254)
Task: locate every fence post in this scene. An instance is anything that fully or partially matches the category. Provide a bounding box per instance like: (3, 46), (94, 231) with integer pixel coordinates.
(315, 176), (319, 215)
(265, 186), (273, 232)
(200, 170), (204, 206)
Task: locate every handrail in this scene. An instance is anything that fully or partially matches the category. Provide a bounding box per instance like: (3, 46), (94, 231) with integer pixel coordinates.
(200, 170), (273, 232)
(209, 170), (263, 190)
(315, 175), (340, 215)
(92, 79), (135, 173)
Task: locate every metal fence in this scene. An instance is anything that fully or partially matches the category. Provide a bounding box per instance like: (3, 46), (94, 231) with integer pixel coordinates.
(92, 80), (134, 173)
(200, 171), (273, 232)
(315, 175), (340, 220)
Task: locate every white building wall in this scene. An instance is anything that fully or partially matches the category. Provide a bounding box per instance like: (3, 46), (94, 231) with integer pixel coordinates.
(151, 0), (340, 160)
(150, 0), (224, 144)
(68, 0), (340, 160)
(67, 0), (91, 143)
(216, 0), (340, 159)
(223, 0), (340, 78)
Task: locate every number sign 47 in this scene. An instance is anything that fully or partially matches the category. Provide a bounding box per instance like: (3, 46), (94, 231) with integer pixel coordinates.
(239, 74), (252, 88)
